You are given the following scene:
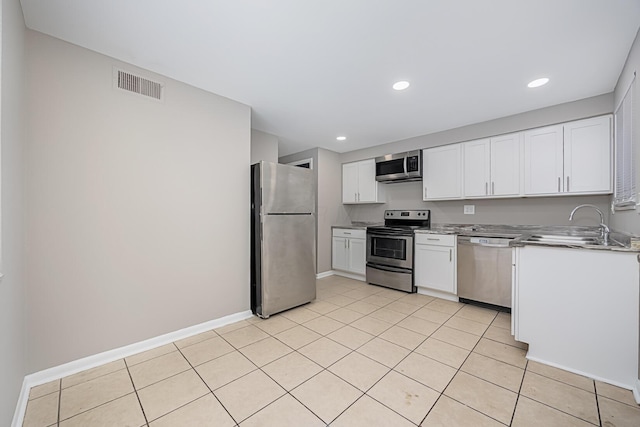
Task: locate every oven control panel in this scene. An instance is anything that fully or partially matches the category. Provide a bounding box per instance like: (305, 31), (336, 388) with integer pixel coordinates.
(384, 210), (430, 220)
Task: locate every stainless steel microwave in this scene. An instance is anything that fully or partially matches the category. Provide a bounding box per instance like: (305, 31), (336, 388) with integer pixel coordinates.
(375, 150), (422, 183)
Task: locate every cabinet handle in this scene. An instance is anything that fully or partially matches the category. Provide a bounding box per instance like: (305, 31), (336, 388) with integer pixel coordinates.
(449, 249), (452, 262)
(354, 192), (357, 202)
(344, 232), (351, 235)
(424, 187), (427, 199)
(426, 237), (440, 241)
(566, 176), (570, 192)
(557, 177), (561, 192)
(492, 182), (495, 195)
(358, 192), (360, 201)
(485, 182), (488, 195)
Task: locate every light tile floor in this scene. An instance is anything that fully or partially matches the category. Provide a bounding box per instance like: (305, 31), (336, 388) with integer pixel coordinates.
(23, 275), (640, 426)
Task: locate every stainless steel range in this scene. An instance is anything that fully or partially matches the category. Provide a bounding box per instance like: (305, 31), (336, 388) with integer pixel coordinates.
(366, 209), (431, 293)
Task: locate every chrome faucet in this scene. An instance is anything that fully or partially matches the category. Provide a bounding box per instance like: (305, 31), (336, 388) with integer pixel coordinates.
(569, 204), (610, 245)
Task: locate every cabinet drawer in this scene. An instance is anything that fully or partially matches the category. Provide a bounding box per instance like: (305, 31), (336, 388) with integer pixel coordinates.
(415, 233), (456, 247)
(332, 228), (366, 239)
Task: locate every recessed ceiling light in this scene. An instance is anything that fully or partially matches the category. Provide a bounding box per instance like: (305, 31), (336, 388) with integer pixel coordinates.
(393, 81), (410, 91)
(528, 78), (549, 88)
(336, 136), (346, 141)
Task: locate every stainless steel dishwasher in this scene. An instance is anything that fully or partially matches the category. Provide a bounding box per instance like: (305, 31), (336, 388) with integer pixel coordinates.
(457, 235), (515, 308)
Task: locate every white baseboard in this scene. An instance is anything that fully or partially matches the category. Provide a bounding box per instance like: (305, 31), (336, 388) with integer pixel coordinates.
(316, 270), (335, 279)
(634, 378), (640, 404)
(12, 309), (253, 427)
(332, 271), (366, 282)
(11, 377), (29, 427)
(525, 354), (637, 395)
(417, 287), (459, 302)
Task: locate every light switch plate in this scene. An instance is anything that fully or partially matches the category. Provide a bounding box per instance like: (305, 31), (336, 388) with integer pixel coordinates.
(464, 205), (475, 215)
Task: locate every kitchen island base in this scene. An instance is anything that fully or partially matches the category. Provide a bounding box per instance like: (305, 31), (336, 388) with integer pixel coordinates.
(514, 245), (639, 402)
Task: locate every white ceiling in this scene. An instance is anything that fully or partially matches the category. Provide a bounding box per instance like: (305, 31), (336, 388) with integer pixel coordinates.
(20, 0), (640, 156)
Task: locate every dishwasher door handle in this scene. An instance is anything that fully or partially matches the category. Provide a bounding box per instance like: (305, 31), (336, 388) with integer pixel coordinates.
(457, 237), (512, 248)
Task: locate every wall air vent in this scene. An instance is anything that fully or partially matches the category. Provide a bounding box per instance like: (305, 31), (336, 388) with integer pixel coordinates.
(114, 68), (164, 101)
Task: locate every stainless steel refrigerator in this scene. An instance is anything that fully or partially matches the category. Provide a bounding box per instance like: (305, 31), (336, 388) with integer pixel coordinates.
(251, 161), (316, 318)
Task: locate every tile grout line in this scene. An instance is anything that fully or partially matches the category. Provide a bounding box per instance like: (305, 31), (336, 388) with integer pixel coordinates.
(40, 278), (632, 426)
(594, 379), (603, 427)
(427, 309), (524, 426)
(57, 378), (62, 425)
(173, 345), (241, 426)
(328, 300), (468, 426)
(123, 358), (150, 426)
(508, 357), (529, 426)
(417, 305), (494, 426)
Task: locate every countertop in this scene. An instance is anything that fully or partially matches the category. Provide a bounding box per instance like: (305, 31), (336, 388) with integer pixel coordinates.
(333, 222), (639, 252)
(417, 223), (639, 252)
(332, 222), (382, 230)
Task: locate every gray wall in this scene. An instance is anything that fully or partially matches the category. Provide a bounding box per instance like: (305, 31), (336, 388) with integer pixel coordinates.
(317, 149), (349, 273)
(0, 0), (27, 423)
(250, 129), (278, 164)
(280, 148), (350, 274)
(340, 94), (613, 164)
(279, 148), (321, 271)
(341, 94), (615, 227)
(25, 31), (251, 372)
(610, 28), (640, 234)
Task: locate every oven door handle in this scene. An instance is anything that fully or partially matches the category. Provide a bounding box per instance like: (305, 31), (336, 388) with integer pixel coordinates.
(367, 231), (413, 238)
(367, 263), (411, 274)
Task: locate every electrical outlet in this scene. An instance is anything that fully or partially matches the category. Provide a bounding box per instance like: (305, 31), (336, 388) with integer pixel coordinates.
(464, 205), (475, 215)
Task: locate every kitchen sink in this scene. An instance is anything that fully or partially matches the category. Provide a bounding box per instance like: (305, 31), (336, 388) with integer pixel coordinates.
(523, 234), (622, 247)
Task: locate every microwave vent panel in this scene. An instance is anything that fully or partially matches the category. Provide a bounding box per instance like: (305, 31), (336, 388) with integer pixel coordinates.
(114, 68), (164, 101)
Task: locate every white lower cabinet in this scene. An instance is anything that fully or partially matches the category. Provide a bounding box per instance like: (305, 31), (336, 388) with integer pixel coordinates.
(414, 233), (458, 301)
(332, 228), (366, 277)
(514, 246), (639, 390)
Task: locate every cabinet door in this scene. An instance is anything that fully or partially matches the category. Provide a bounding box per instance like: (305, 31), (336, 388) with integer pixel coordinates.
(342, 162), (359, 203)
(357, 159), (378, 202)
(423, 145), (462, 200)
(524, 125), (564, 195)
(415, 244), (456, 293)
(348, 238), (366, 275)
(463, 139), (491, 197)
(491, 133), (521, 196)
(563, 116), (612, 194)
(332, 237), (349, 271)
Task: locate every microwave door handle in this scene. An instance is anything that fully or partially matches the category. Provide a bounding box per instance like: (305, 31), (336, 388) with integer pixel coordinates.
(403, 156), (408, 175)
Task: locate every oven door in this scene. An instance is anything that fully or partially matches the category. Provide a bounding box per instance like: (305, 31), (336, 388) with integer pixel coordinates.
(366, 231), (413, 269)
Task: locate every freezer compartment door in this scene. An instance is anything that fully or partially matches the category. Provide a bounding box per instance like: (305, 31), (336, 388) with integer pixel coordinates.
(260, 161), (315, 214)
(258, 213), (316, 317)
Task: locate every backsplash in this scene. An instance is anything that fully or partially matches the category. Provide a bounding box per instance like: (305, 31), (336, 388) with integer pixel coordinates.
(345, 181), (613, 227)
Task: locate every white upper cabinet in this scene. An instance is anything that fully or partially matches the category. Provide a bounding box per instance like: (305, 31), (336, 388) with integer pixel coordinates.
(463, 139), (491, 197)
(342, 162), (359, 203)
(463, 133), (522, 198)
(342, 159), (385, 204)
(423, 145), (463, 200)
(524, 125), (565, 195)
(563, 116), (612, 194)
(491, 133), (522, 196)
(357, 158), (377, 202)
(524, 116), (612, 196)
